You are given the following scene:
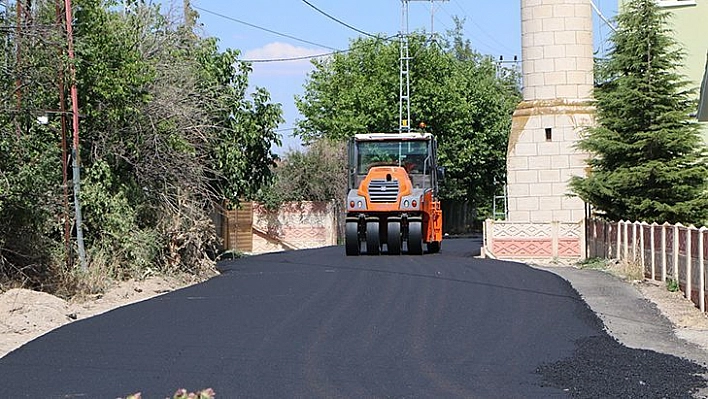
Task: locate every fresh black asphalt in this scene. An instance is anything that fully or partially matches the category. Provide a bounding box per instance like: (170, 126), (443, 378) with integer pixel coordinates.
(0, 238), (705, 398)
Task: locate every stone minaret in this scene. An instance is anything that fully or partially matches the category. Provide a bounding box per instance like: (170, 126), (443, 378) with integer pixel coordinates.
(506, 0), (595, 223)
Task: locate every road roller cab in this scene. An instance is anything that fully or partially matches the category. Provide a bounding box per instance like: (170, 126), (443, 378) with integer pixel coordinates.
(345, 132), (443, 255)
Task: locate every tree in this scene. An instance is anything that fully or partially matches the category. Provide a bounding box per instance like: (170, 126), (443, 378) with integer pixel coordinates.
(295, 25), (520, 210)
(72, 0), (283, 274)
(0, 1), (73, 284)
(570, 0), (708, 224)
(0, 0), (283, 289)
(257, 139), (347, 208)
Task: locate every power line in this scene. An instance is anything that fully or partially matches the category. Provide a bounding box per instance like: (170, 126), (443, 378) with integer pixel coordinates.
(192, 5), (339, 51)
(301, 0), (387, 40)
(275, 127), (296, 133)
(448, 0), (518, 55)
(590, 0), (617, 33)
(242, 51), (340, 63)
(240, 34), (398, 63)
(432, 5), (497, 55)
(407, 1), (453, 38)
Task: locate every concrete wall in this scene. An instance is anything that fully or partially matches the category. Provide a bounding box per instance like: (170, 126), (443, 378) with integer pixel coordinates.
(483, 219), (584, 261)
(251, 201), (338, 254)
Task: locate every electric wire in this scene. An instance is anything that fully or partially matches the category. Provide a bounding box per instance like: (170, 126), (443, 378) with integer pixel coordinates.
(274, 127), (296, 132)
(241, 51), (339, 63)
(590, 0), (618, 33)
(593, 0), (607, 58)
(192, 5), (339, 51)
(239, 34), (398, 63)
(449, 0), (518, 55)
(301, 0), (389, 41)
(433, 5), (499, 56)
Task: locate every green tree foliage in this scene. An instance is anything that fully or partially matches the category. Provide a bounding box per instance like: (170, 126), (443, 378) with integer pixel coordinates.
(0, 3), (69, 284)
(0, 0), (282, 290)
(295, 23), (520, 207)
(571, 0), (708, 224)
(257, 140), (347, 208)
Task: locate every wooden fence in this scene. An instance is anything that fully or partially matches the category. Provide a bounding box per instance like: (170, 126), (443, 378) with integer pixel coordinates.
(587, 219), (708, 313)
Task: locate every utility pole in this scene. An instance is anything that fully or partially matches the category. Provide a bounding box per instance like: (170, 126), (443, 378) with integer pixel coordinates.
(63, 0), (87, 272)
(398, 0), (448, 133)
(56, 0), (72, 268)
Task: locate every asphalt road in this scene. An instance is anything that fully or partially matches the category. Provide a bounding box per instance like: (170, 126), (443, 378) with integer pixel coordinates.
(0, 239), (705, 398)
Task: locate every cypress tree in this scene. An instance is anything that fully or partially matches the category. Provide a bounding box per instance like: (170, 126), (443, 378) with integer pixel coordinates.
(571, 0), (708, 224)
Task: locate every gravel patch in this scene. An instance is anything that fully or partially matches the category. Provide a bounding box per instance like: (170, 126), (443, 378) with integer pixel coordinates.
(537, 334), (707, 399)
(535, 263), (708, 398)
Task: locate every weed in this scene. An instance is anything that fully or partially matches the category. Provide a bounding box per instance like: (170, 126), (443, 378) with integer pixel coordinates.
(216, 250), (245, 261)
(578, 257), (645, 282)
(666, 278), (680, 293)
(618, 259), (644, 281)
(576, 257), (608, 270)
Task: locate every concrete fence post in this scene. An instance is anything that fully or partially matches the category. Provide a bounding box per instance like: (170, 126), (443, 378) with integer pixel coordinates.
(661, 223), (668, 282)
(551, 221), (560, 259)
(482, 219), (493, 258)
(699, 227), (706, 312)
(616, 221), (622, 260)
(639, 222), (645, 269)
(623, 221), (629, 261)
(632, 222), (639, 263)
(579, 219), (586, 261)
(687, 227), (693, 300)
(650, 222), (657, 280)
(608, 222), (613, 259)
(674, 224), (680, 283)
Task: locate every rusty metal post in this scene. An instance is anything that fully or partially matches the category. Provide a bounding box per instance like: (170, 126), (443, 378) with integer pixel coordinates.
(63, 0), (87, 271)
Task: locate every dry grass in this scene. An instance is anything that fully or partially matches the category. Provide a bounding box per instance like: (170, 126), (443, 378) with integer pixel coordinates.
(577, 257), (644, 282)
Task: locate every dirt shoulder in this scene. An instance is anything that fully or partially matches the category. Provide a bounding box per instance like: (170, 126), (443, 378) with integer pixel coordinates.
(535, 262), (708, 368)
(0, 276), (193, 359)
(637, 279), (708, 352)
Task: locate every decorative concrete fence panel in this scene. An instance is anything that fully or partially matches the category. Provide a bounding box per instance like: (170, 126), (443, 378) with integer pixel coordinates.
(587, 219), (708, 314)
(483, 220), (583, 260)
(251, 201), (338, 254)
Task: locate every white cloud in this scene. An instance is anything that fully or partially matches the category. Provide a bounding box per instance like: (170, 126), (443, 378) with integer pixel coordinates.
(244, 42), (329, 77)
(244, 42), (325, 60)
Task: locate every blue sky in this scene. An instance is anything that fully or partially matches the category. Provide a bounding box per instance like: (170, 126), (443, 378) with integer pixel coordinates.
(186, 0), (618, 153)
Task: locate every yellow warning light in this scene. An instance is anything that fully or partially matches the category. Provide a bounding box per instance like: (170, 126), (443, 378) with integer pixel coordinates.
(401, 119), (408, 127)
